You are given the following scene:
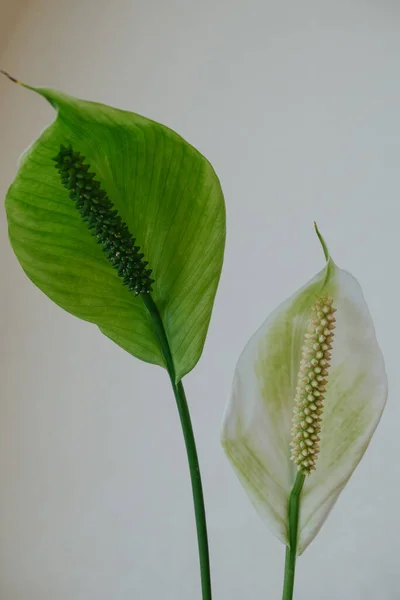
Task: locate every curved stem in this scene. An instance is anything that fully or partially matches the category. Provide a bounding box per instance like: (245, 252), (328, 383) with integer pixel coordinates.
(282, 472), (305, 600)
(141, 294), (212, 600)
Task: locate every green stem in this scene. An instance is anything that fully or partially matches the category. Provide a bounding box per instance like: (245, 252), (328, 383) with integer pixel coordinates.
(282, 472), (305, 600)
(141, 294), (212, 600)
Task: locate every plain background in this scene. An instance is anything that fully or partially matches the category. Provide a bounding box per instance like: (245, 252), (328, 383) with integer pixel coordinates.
(0, 1), (399, 599)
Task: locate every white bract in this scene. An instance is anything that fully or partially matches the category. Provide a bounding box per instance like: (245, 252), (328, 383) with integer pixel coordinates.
(221, 227), (387, 554)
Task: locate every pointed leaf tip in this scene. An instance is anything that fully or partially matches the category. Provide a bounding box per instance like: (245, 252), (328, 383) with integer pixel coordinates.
(314, 222), (330, 262)
(0, 70), (20, 84)
(1, 71), (36, 94)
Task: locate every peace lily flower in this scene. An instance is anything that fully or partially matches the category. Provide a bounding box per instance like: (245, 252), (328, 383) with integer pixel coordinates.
(221, 225), (387, 560)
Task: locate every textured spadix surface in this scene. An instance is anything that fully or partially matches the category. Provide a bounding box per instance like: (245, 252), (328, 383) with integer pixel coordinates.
(290, 293), (336, 475)
(221, 231), (387, 554)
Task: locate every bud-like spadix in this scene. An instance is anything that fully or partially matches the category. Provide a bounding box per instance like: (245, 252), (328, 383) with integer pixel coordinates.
(290, 295), (336, 474)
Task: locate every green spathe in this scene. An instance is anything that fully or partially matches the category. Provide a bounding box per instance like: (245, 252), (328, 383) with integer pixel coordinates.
(221, 226), (387, 554)
(5, 84), (226, 381)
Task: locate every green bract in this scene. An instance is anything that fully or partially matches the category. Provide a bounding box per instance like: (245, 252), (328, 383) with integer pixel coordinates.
(221, 226), (387, 554)
(5, 84), (225, 381)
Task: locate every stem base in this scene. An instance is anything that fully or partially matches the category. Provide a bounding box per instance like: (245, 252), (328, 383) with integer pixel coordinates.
(282, 472), (305, 600)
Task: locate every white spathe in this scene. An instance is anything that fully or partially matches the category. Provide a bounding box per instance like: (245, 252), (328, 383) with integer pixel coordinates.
(221, 230), (387, 554)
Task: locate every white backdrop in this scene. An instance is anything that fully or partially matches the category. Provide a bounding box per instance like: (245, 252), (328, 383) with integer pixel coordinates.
(0, 1), (399, 599)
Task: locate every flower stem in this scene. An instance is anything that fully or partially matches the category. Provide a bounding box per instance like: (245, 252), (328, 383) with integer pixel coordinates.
(282, 472), (305, 600)
(141, 294), (212, 600)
